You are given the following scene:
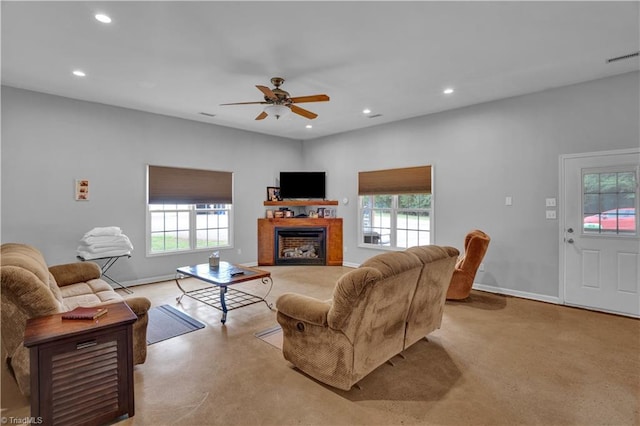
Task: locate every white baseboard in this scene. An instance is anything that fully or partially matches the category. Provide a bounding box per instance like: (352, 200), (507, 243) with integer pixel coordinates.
(117, 260), (354, 288)
(117, 271), (560, 308)
(119, 274), (175, 288)
(472, 283), (561, 305)
(117, 259), (266, 288)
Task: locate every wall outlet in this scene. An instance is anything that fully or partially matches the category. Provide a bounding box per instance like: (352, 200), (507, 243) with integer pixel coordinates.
(237, 248), (242, 255)
(479, 263), (485, 272)
(546, 210), (557, 219)
(545, 197), (557, 207)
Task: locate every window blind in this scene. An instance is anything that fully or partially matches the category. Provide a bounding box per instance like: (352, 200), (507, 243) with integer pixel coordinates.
(148, 165), (233, 204)
(358, 165), (431, 195)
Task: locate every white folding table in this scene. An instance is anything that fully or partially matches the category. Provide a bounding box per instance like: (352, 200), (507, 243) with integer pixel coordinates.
(77, 254), (133, 294)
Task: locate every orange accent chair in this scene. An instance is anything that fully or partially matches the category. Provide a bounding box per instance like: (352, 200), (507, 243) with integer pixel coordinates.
(446, 229), (491, 300)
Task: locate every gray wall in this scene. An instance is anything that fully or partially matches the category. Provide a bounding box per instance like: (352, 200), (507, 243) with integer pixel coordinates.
(303, 71), (639, 299)
(2, 71), (638, 298)
(1, 86), (301, 283)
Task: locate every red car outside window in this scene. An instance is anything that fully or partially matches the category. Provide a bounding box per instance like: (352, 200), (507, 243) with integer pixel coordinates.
(583, 208), (636, 231)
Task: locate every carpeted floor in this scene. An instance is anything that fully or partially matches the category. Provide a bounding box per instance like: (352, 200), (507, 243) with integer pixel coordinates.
(2, 265), (638, 425)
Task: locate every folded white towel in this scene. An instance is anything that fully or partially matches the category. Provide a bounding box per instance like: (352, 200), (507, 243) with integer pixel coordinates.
(77, 234), (133, 258)
(79, 235), (133, 248)
(77, 248), (131, 260)
(80, 235), (126, 245)
(78, 243), (133, 253)
(78, 241), (132, 252)
(83, 226), (122, 238)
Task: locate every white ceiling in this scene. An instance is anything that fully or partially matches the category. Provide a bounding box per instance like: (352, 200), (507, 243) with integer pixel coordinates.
(2, 1), (639, 141)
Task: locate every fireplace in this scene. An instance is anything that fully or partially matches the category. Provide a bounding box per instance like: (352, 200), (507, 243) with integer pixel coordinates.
(258, 217), (342, 266)
(274, 227), (326, 265)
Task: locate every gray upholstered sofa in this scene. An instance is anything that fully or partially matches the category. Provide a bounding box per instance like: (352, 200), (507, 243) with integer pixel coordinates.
(275, 245), (459, 390)
(1, 243), (150, 396)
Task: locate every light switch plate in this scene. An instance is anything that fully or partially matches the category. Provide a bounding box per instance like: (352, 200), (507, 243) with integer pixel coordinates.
(505, 196), (513, 206)
(545, 197), (557, 207)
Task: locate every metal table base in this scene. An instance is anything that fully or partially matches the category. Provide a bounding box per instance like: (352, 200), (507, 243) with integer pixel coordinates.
(175, 277), (273, 324)
(174, 262), (273, 324)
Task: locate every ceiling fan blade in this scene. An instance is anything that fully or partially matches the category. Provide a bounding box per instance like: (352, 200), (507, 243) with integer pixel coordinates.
(220, 101), (268, 106)
(255, 111), (268, 120)
(256, 85), (277, 100)
(291, 105), (318, 120)
(289, 94), (330, 104)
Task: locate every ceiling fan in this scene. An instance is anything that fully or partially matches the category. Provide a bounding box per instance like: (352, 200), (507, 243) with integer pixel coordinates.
(220, 77), (330, 120)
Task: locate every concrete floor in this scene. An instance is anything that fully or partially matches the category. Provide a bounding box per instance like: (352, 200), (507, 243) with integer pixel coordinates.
(2, 265), (639, 425)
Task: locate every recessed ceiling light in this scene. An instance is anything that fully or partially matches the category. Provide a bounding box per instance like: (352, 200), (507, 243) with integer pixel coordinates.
(95, 14), (112, 24)
(72, 70), (86, 77)
(362, 108), (371, 114)
(306, 125), (313, 129)
(443, 88), (454, 95)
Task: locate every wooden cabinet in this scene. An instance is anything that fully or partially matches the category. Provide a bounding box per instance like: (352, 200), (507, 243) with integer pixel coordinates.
(258, 200), (343, 266)
(258, 217), (343, 266)
(259, 200), (343, 266)
(24, 302), (137, 426)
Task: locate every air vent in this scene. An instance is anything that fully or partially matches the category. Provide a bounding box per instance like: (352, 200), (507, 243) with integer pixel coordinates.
(606, 51), (639, 64)
(368, 114), (383, 119)
(199, 112), (216, 117)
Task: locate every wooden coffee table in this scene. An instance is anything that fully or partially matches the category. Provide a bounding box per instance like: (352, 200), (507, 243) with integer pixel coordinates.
(175, 262), (273, 324)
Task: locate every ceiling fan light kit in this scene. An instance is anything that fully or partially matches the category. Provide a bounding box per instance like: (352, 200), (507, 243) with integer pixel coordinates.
(264, 104), (290, 120)
(221, 77), (330, 121)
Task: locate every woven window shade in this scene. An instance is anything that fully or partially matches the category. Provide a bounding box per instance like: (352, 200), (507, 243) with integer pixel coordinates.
(358, 165), (431, 195)
(148, 165), (233, 204)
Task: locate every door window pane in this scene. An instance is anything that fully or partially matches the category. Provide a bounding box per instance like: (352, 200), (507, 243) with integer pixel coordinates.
(583, 170), (637, 235)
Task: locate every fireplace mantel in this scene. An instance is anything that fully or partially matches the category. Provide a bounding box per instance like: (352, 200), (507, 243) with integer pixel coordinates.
(264, 200), (338, 207)
(258, 218), (343, 266)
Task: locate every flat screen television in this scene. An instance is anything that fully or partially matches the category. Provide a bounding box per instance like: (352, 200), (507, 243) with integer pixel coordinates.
(279, 171), (326, 199)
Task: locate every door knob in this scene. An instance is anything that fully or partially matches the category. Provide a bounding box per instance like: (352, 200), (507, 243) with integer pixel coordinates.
(566, 238), (574, 244)
(567, 228), (574, 233)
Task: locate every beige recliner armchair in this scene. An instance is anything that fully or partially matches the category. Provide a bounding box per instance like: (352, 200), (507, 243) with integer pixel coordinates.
(1, 243), (151, 396)
(275, 245), (459, 390)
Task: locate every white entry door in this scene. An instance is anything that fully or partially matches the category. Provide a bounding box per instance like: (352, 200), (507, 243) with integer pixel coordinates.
(561, 149), (640, 317)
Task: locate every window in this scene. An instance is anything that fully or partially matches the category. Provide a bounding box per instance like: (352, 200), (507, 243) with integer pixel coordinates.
(583, 168), (637, 235)
(147, 166), (233, 255)
(358, 166), (432, 249)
